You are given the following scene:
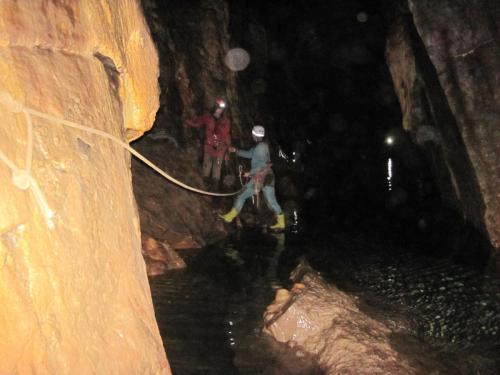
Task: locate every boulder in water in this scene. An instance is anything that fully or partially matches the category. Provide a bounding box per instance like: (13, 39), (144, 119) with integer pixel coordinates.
(263, 261), (460, 374)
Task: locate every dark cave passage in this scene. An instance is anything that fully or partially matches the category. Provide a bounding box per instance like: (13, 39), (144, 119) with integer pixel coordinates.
(223, 0), (493, 261)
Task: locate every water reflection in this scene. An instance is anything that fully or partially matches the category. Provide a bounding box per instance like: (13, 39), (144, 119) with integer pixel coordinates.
(387, 157), (393, 191)
(150, 230), (321, 374)
(307, 236), (500, 354)
(290, 209), (300, 234)
(150, 230), (500, 374)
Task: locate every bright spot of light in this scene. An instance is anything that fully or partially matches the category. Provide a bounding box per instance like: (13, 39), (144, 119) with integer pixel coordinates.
(224, 48), (250, 71)
(387, 158), (393, 191)
(357, 12), (368, 23)
(385, 136), (394, 145)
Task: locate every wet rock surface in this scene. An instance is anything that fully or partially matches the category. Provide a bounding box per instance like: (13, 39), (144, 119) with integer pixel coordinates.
(141, 234), (186, 276)
(264, 261), (459, 375)
(305, 234), (500, 374)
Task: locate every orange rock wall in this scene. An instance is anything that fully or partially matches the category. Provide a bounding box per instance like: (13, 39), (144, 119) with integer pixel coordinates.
(0, 1), (170, 374)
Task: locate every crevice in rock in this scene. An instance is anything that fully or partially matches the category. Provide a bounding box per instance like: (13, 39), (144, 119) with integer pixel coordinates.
(401, 10), (486, 236)
(76, 137), (92, 160)
(94, 52), (121, 98)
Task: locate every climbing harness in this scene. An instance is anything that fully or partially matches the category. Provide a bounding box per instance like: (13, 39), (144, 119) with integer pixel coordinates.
(234, 162), (258, 206)
(238, 164), (244, 187)
(0, 91), (241, 230)
(253, 164), (273, 209)
(252, 164), (273, 195)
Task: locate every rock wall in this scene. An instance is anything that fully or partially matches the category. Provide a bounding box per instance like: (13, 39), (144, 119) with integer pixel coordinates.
(141, 0), (246, 140)
(132, 0), (251, 254)
(385, 0), (500, 249)
(132, 137), (229, 255)
(0, 1), (170, 374)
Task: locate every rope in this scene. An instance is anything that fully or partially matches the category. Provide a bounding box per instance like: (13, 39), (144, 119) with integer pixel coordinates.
(0, 96), (54, 229)
(25, 106), (240, 197)
(24, 110), (33, 175)
(0, 91), (241, 229)
(238, 164), (244, 187)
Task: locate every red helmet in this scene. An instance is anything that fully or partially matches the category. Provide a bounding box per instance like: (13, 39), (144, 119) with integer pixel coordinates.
(215, 97), (227, 109)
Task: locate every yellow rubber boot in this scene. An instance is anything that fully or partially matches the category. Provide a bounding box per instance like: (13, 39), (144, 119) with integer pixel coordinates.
(270, 214), (285, 230)
(219, 208), (238, 223)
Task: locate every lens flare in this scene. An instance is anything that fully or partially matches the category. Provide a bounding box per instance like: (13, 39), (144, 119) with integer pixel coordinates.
(357, 12), (368, 23)
(224, 48), (250, 71)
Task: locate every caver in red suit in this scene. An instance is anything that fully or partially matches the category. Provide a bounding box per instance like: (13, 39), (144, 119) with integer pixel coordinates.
(185, 98), (231, 186)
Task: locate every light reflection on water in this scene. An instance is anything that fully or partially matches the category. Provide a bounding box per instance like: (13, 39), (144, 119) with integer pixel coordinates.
(307, 236), (500, 353)
(290, 209), (300, 234)
(387, 157), (393, 191)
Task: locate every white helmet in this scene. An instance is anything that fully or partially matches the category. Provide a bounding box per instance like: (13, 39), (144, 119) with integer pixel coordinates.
(252, 125), (265, 138)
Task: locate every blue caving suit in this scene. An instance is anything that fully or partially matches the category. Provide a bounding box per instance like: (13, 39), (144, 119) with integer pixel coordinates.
(234, 142), (282, 214)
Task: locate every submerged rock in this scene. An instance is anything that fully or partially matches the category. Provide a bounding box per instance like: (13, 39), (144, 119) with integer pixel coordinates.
(263, 261), (459, 374)
(142, 234), (186, 276)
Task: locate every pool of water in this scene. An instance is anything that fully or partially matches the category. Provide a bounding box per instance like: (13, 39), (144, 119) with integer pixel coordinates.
(304, 235), (500, 347)
(150, 230), (321, 375)
(150, 229), (500, 374)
